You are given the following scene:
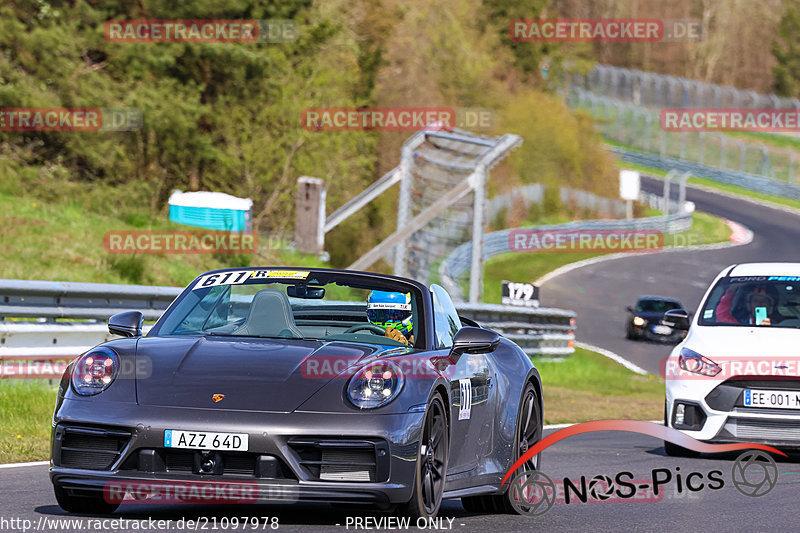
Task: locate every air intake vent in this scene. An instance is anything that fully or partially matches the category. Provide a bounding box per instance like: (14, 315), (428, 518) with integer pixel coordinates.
(56, 425), (130, 471)
(725, 418), (800, 441)
(287, 437), (389, 482)
(319, 450), (376, 481)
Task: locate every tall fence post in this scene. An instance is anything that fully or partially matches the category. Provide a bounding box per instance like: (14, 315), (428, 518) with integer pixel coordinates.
(294, 177), (326, 255)
(468, 164), (487, 304)
(393, 145), (415, 277)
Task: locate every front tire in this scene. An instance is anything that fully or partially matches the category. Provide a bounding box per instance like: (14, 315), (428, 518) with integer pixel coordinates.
(401, 392), (449, 519)
(54, 485), (120, 515)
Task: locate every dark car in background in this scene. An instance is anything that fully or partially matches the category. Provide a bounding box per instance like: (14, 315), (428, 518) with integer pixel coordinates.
(625, 295), (686, 342)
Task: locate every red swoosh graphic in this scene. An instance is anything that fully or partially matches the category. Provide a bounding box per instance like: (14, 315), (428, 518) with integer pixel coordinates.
(501, 420), (786, 486)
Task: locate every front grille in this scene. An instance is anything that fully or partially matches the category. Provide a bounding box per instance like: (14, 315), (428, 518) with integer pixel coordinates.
(56, 425), (131, 471)
(287, 438), (389, 482)
(724, 418), (800, 441)
(161, 450), (273, 477)
(165, 451), (194, 473)
(225, 454), (258, 476)
(732, 407), (800, 416)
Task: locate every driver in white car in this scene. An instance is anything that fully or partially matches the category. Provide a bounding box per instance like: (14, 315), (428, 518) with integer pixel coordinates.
(715, 283), (781, 326)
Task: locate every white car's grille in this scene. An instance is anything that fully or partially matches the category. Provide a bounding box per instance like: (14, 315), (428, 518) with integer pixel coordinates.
(725, 418), (800, 441)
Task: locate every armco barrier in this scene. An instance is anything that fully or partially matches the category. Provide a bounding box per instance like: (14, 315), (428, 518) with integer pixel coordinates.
(440, 209), (692, 302)
(0, 279), (576, 377)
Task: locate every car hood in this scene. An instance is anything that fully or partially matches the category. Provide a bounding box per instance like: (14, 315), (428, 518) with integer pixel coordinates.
(684, 326), (800, 376)
(134, 336), (406, 413)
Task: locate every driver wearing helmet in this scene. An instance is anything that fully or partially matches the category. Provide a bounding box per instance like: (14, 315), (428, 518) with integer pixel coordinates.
(715, 283), (780, 325)
(366, 291), (414, 346)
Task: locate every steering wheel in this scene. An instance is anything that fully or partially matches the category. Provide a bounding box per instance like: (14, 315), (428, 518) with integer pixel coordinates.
(343, 324), (386, 335)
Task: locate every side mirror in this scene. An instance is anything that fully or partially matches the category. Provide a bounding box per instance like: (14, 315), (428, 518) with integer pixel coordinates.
(663, 309), (690, 331)
(626, 306), (634, 313)
(109, 311), (143, 337)
(451, 326), (500, 355)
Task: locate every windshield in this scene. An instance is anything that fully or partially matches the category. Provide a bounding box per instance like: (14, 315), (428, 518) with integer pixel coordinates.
(637, 299), (682, 313)
(699, 276), (800, 328)
(151, 269), (423, 347)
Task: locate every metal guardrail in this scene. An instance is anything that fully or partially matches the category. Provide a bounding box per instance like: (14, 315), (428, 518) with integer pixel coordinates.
(0, 279), (179, 321)
(0, 279), (576, 378)
(440, 208), (692, 303)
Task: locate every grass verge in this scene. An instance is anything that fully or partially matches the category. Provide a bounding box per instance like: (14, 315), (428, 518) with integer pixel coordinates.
(538, 347), (663, 424)
(0, 381), (57, 463)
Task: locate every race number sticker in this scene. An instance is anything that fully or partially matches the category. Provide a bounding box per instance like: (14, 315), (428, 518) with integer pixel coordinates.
(458, 379), (472, 420)
(252, 270), (309, 280)
(193, 270), (252, 290)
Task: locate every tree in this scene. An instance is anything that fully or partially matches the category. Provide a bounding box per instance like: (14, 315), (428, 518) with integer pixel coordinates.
(773, 0), (800, 96)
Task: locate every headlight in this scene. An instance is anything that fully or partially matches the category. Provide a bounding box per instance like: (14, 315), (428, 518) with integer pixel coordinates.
(346, 361), (404, 409)
(71, 347), (119, 396)
(678, 347), (721, 377)
(632, 316), (646, 326)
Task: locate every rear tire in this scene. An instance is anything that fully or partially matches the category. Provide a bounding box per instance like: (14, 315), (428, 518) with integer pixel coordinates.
(401, 392), (448, 519)
(54, 485), (120, 515)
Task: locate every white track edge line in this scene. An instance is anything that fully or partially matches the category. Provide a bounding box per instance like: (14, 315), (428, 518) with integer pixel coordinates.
(0, 460), (48, 469)
(574, 341), (650, 375)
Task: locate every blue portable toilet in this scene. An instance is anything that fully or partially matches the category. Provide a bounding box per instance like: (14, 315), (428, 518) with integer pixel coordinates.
(168, 190), (253, 232)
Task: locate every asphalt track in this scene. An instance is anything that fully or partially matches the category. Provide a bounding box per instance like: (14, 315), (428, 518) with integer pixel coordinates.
(542, 176), (800, 374)
(3, 178), (799, 532)
(4, 429), (798, 533)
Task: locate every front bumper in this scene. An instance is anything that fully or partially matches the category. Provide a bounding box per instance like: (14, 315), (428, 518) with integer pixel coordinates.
(51, 398), (425, 505)
(667, 379), (800, 449)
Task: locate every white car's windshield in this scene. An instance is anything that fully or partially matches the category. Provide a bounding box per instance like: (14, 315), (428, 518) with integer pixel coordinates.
(699, 276), (800, 328)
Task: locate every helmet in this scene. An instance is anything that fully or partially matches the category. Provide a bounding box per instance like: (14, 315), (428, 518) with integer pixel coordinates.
(367, 291), (413, 336)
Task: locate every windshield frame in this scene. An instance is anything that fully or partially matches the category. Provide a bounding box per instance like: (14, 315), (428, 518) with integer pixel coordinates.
(148, 267), (434, 348)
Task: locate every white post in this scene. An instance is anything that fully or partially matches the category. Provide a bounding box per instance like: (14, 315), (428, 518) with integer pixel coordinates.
(393, 145), (415, 276)
(468, 164), (487, 303)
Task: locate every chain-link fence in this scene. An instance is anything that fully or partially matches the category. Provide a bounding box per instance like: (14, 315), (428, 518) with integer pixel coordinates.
(574, 64), (800, 110)
(567, 88), (800, 201)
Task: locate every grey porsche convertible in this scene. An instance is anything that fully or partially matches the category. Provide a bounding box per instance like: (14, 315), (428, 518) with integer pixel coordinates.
(50, 267), (543, 518)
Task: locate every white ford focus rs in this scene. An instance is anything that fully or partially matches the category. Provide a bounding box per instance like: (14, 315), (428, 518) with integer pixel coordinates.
(663, 263), (800, 455)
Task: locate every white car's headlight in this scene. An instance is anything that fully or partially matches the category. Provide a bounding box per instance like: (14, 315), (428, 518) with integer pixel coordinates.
(346, 361), (404, 409)
(71, 347), (119, 396)
(678, 347), (721, 377)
